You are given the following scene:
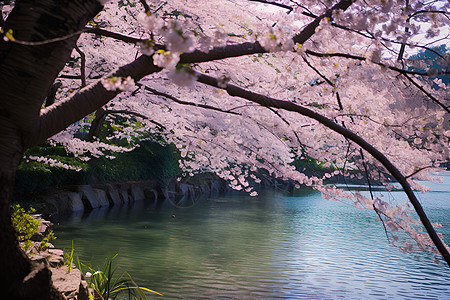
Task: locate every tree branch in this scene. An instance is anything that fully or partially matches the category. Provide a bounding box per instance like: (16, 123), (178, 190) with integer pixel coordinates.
(33, 0), (355, 146)
(402, 73), (449, 113)
(246, 0), (293, 13)
(139, 0), (151, 14)
(142, 84), (241, 116)
(88, 107), (164, 141)
(195, 70), (450, 267)
(74, 45), (86, 87)
(292, 0), (353, 45)
(305, 49), (450, 77)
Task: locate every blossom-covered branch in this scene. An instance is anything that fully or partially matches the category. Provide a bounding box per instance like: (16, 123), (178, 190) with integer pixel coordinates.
(194, 70), (450, 267)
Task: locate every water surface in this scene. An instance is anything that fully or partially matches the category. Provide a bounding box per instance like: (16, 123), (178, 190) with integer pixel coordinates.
(53, 173), (450, 299)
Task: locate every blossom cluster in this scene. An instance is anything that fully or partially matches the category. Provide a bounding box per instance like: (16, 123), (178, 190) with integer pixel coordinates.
(257, 27), (294, 52)
(136, 12), (197, 69)
(25, 156), (82, 171)
(101, 76), (135, 91)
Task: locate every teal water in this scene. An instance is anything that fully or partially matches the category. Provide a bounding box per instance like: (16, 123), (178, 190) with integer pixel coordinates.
(53, 173), (450, 299)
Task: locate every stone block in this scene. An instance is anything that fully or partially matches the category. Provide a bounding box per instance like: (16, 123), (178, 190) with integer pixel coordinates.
(107, 187), (122, 206)
(51, 265), (84, 299)
(67, 192), (85, 212)
(130, 185), (145, 202)
(79, 185), (109, 209)
(120, 188), (130, 205)
(93, 188), (109, 208)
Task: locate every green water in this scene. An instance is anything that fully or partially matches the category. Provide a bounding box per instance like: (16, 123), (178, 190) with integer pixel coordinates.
(53, 174), (450, 299)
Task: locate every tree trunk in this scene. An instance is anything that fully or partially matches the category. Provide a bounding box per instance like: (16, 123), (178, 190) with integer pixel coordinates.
(0, 1), (102, 297)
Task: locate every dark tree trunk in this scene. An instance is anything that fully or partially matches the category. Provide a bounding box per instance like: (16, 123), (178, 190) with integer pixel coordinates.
(0, 1), (102, 297)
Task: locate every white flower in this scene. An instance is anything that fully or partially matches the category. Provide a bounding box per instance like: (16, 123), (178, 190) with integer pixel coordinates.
(212, 30), (227, 47)
(85, 272), (92, 278)
(258, 28), (294, 52)
(120, 76), (135, 91)
(217, 75), (230, 88)
(153, 50), (180, 69)
(101, 76), (135, 91)
(161, 20), (196, 53)
(137, 11), (164, 33)
(137, 40), (155, 56)
(168, 67), (198, 87)
(370, 48), (382, 64)
(295, 43), (305, 55)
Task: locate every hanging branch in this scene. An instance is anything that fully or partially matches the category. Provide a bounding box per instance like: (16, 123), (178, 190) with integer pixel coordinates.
(305, 50), (450, 77)
(194, 70), (450, 267)
(402, 73), (449, 113)
(74, 45), (86, 87)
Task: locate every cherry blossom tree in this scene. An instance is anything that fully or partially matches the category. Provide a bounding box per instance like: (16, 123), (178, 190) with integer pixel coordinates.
(0, 0), (448, 297)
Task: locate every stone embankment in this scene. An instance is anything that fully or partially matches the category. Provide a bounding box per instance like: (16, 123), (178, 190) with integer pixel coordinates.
(39, 178), (231, 219)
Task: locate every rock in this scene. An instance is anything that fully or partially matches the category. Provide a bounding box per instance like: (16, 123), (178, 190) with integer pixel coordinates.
(30, 253), (51, 265)
(67, 192), (85, 213)
(120, 188), (131, 205)
(47, 249), (65, 267)
(106, 186), (122, 206)
(130, 184), (145, 202)
(51, 265), (88, 300)
(79, 185), (109, 209)
(178, 183), (191, 197)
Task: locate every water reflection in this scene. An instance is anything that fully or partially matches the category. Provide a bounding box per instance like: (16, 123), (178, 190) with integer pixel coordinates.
(53, 176), (450, 299)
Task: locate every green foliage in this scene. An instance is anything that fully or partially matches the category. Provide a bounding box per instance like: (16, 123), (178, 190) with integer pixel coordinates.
(89, 140), (181, 184)
(77, 253), (163, 299)
(14, 139), (181, 201)
(15, 143), (89, 200)
(292, 157), (336, 172)
(12, 203), (56, 252)
(39, 229), (56, 252)
(12, 204), (40, 252)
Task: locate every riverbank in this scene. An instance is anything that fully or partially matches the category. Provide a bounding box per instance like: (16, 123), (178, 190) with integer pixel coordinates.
(25, 167), (400, 222)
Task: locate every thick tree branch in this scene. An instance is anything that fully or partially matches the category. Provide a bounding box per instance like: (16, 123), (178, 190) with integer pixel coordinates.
(34, 0), (355, 145)
(195, 71), (450, 267)
(292, 0), (353, 45)
(30, 55), (162, 147)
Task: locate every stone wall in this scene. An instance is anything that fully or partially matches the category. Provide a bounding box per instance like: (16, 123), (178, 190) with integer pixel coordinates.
(39, 178), (230, 219)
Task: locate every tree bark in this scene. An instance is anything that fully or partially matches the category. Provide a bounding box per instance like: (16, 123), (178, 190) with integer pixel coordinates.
(0, 0), (102, 297)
